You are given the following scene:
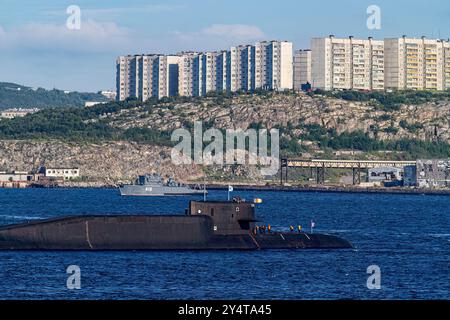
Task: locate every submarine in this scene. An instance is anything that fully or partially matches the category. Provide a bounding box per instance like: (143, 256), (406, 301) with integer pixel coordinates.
(0, 199), (353, 250)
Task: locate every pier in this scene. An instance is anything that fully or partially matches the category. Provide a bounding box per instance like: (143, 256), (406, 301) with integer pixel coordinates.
(280, 159), (417, 185)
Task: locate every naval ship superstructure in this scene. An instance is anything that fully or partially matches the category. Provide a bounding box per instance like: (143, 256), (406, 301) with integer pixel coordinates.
(119, 174), (205, 196)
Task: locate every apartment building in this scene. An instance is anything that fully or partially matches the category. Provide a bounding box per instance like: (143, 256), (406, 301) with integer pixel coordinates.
(311, 35), (385, 90)
(385, 37), (450, 91)
(226, 41), (293, 93)
(369, 39), (385, 90)
(160, 55), (183, 98)
(226, 45), (246, 92)
(200, 52), (218, 95)
(253, 42), (267, 89)
(239, 45), (254, 91)
(139, 55), (158, 101)
(215, 51), (228, 92)
(116, 56), (131, 101)
(117, 54), (183, 100)
(116, 40), (293, 101)
(445, 44), (450, 90)
(293, 49), (312, 89)
(275, 41), (294, 90)
(178, 52), (197, 97)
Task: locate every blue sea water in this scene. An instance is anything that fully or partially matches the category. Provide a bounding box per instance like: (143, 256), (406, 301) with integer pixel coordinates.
(0, 188), (448, 300)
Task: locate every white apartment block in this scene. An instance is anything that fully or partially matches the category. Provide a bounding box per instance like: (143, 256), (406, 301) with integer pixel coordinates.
(139, 55), (158, 101)
(238, 45), (253, 92)
(201, 52), (218, 95)
(226, 41), (293, 93)
(227, 45), (245, 92)
(311, 35), (385, 91)
(254, 41), (293, 90)
(215, 51), (228, 92)
(116, 56), (131, 101)
(116, 40), (294, 101)
(158, 55), (183, 99)
(276, 41), (294, 90)
(117, 54), (183, 100)
(293, 50), (312, 89)
(178, 52), (198, 97)
(384, 37), (450, 91)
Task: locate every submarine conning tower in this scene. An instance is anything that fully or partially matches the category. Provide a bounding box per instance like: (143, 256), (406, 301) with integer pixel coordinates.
(189, 200), (257, 235)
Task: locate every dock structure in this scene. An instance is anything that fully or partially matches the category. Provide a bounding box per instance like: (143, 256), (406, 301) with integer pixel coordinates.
(280, 159), (417, 185)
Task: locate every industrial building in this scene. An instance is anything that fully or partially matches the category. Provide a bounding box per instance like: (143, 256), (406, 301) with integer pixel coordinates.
(367, 166), (403, 183)
(403, 165), (417, 187)
(416, 159), (450, 188)
(0, 171), (34, 188)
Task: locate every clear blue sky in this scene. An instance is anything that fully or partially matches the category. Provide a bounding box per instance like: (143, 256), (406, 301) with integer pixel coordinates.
(0, 0), (449, 92)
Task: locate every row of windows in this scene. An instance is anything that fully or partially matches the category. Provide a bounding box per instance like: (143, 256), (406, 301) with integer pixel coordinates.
(47, 170), (78, 175)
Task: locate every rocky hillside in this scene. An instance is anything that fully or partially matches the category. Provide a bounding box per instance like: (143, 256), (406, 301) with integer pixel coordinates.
(107, 93), (449, 143)
(0, 140), (203, 185)
(0, 91), (448, 184)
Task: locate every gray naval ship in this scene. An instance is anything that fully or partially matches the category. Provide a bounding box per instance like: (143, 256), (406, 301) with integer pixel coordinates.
(119, 174), (206, 196)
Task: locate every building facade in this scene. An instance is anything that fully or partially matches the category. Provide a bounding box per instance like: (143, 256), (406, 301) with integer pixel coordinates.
(445, 45), (450, 89)
(310, 35), (449, 91)
(416, 159), (450, 188)
(45, 168), (80, 181)
(116, 40), (293, 101)
(0, 171), (33, 188)
(293, 49), (312, 89)
(311, 35), (385, 91)
(384, 37), (450, 91)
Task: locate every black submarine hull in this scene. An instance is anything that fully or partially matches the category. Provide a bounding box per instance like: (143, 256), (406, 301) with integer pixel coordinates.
(0, 215), (353, 250)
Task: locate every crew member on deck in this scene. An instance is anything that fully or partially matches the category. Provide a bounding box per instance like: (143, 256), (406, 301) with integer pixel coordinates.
(267, 224), (271, 233)
(290, 225), (294, 232)
(298, 225), (302, 233)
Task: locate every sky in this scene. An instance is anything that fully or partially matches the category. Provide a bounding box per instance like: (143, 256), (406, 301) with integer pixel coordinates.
(0, 0), (449, 92)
